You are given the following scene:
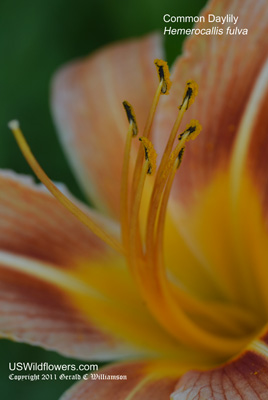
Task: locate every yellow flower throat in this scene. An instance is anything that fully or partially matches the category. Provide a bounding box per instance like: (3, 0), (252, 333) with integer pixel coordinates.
(8, 59), (262, 363)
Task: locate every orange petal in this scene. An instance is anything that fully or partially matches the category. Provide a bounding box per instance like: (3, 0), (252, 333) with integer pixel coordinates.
(0, 171), (134, 359)
(0, 171), (195, 361)
(172, 326), (268, 400)
(51, 33), (163, 218)
(154, 0), (268, 208)
(60, 362), (178, 400)
(0, 170), (118, 266)
(0, 264), (134, 360)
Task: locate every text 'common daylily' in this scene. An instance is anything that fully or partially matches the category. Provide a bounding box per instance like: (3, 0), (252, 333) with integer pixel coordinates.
(2, 0), (268, 399)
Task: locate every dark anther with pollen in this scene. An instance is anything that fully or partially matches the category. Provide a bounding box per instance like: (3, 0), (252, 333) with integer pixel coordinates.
(139, 137), (149, 160)
(139, 138), (152, 174)
(154, 60), (171, 94)
(177, 147), (185, 168)
(179, 86), (193, 110)
(178, 125), (196, 140)
(157, 66), (168, 93)
(147, 166), (152, 174)
(156, 64), (167, 93)
(122, 101), (138, 136)
(158, 65), (164, 81)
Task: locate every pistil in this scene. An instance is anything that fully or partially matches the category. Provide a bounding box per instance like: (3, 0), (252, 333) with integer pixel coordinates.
(8, 120), (124, 255)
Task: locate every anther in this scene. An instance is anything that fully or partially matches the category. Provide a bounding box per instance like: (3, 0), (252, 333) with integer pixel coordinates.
(179, 80), (198, 110)
(178, 120), (202, 142)
(154, 59), (172, 95)
(177, 146), (185, 168)
(123, 101), (138, 136)
(139, 137), (157, 175)
(166, 145), (185, 176)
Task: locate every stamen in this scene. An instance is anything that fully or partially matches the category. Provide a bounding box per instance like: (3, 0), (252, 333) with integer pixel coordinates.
(122, 101), (138, 136)
(130, 76), (164, 204)
(129, 159), (150, 270)
(154, 148), (184, 282)
(144, 81), (201, 266)
(176, 146), (185, 168)
(154, 59), (172, 94)
(137, 158), (255, 356)
(127, 138), (157, 278)
(120, 102), (138, 247)
(155, 82), (199, 183)
(8, 121), (124, 255)
(139, 137), (157, 175)
(146, 132), (189, 258)
(130, 60), (171, 212)
(178, 120), (202, 142)
(179, 80), (198, 110)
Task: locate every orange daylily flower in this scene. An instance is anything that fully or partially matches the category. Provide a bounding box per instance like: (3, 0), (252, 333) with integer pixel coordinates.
(3, 0), (268, 398)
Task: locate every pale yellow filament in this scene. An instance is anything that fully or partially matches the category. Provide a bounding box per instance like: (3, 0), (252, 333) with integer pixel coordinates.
(131, 80), (163, 204)
(128, 160), (150, 274)
(120, 122), (134, 248)
(145, 133), (189, 256)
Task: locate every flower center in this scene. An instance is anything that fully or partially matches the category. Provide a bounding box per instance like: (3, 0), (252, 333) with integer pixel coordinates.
(117, 60), (261, 360)
(8, 59), (263, 363)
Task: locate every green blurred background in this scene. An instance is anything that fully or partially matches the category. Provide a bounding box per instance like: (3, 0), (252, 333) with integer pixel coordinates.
(0, 0), (207, 398)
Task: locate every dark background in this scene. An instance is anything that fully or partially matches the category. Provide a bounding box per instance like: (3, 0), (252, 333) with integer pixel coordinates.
(0, 0), (207, 398)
